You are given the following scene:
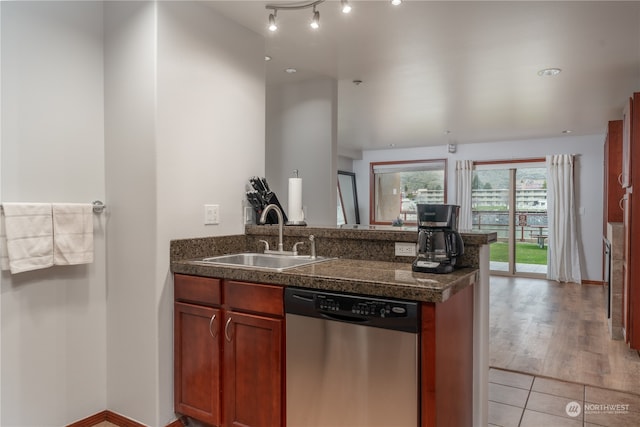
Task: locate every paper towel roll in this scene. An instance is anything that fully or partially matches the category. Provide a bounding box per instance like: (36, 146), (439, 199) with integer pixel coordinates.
(288, 178), (304, 222)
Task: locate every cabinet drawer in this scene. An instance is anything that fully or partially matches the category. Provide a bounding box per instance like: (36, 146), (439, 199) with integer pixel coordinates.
(175, 274), (221, 306)
(225, 281), (284, 317)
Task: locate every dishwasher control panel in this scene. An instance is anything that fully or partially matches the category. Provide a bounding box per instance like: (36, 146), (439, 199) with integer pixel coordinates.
(316, 294), (408, 318)
(285, 287), (419, 333)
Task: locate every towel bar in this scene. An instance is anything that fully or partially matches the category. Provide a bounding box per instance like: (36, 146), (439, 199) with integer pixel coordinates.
(0, 201), (106, 214)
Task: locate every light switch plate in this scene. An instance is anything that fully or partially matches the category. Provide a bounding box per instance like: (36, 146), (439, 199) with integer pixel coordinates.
(204, 204), (220, 225)
(244, 207), (254, 225)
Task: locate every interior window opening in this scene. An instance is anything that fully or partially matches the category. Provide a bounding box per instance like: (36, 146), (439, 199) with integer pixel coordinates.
(370, 159), (447, 225)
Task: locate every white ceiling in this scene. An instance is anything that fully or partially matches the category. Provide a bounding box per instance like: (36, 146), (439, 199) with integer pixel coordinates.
(206, 1), (640, 155)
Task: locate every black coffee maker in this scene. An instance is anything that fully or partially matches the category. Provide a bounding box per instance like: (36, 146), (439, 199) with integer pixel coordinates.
(412, 204), (464, 274)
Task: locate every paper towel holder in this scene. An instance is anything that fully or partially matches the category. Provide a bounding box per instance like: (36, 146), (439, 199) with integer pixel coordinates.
(286, 169), (307, 226)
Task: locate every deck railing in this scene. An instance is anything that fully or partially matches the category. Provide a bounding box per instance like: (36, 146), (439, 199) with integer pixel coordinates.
(473, 210), (547, 242)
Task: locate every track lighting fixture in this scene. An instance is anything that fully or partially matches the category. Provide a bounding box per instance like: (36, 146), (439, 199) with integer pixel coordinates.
(266, 0), (331, 32)
(268, 11), (277, 32)
(265, 0), (398, 33)
(310, 6), (320, 29)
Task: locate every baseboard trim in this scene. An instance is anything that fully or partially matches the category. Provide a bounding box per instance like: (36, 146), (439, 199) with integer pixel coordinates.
(67, 410), (184, 427)
(582, 279), (605, 285)
(105, 411), (147, 427)
(67, 411), (109, 427)
(166, 418), (187, 427)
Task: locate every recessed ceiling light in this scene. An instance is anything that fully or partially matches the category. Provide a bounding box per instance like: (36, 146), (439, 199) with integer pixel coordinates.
(537, 68), (562, 77)
(285, 68), (297, 74)
(265, 55), (272, 61)
(562, 130), (573, 134)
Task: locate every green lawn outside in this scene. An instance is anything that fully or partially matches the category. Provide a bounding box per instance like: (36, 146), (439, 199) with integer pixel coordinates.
(490, 241), (548, 265)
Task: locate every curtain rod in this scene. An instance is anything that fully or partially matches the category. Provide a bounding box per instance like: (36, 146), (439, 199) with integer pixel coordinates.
(474, 157), (546, 166)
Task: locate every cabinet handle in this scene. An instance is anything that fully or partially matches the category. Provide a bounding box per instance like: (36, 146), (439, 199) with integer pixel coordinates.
(620, 197), (625, 211)
(225, 317), (233, 342)
(618, 173), (624, 186)
(209, 314), (217, 338)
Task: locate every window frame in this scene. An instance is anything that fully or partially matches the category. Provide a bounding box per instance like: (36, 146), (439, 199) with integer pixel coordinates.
(337, 170), (360, 225)
(369, 158), (448, 225)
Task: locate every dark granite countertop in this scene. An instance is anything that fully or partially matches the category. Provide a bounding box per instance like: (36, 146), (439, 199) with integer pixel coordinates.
(245, 225), (496, 246)
(171, 257), (477, 303)
(170, 226), (492, 303)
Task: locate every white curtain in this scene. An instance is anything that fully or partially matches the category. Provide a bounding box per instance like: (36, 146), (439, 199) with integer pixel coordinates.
(546, 154), (582, 283)
(455, 160), (474, 231)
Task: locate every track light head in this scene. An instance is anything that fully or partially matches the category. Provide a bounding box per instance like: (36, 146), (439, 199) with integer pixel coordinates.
(268, 12), (278, 32)
(341, 0), (352, 13)
(310, 7), (320, 29)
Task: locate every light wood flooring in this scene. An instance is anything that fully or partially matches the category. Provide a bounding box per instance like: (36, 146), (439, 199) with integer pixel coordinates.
(490, 275), (640, 394)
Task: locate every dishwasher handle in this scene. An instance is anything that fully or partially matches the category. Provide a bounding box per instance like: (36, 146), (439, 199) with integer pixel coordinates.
(320, 311), (370, 324)
(290, 293), (314, 302)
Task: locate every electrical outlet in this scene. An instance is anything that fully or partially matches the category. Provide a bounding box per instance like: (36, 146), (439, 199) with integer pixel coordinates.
(395, 242), (416, 257)
(204, 204), (220, 225)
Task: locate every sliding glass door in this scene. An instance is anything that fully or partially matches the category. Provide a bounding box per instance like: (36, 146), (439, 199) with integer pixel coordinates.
(472, 162), (548, 277)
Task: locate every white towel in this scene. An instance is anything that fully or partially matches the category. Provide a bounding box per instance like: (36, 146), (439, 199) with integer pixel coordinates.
(2, 203), (54, 274)
(0, 208), (9, 271)
(52, 203), (94, 266)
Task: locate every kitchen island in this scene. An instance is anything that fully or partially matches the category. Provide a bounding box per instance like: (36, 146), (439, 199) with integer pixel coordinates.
(170, 226), (496, 427)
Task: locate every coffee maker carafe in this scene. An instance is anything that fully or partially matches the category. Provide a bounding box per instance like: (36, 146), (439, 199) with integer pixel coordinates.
(412, 204), (464, 274)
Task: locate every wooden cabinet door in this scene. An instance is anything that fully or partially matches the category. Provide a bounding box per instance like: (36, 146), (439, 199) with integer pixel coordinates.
(627, 92), (640, 349)
(223, 311), (283, 427)
(604, 120), (624, 224)
(174, 302), (221, 426)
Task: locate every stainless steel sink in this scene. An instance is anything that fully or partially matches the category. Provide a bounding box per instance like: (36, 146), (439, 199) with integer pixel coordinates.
(198, 253), (333, 272)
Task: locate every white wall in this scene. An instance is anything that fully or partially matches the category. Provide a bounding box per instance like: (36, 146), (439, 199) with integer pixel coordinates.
(105, 2), (265, 425)
(1, 3), (4, 423)
(354, 134), (605, 281)
(104, 2), (158, 424)
(266, 78), (338, 227)
(156, 2), (265, 424)
(0, 1), (265, 426)
(338, 155), (354, 173)
(1, 2), (107, 426)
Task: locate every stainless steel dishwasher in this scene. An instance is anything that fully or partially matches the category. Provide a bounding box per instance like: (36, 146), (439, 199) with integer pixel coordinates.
(285, 287), (420, 427)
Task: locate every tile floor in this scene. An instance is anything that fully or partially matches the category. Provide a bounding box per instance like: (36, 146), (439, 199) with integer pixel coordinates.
(489, 368), (640, 426)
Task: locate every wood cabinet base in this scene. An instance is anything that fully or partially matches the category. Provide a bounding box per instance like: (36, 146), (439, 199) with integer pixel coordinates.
(174, 274), (474, 427)
(421, 284), (474, 427)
